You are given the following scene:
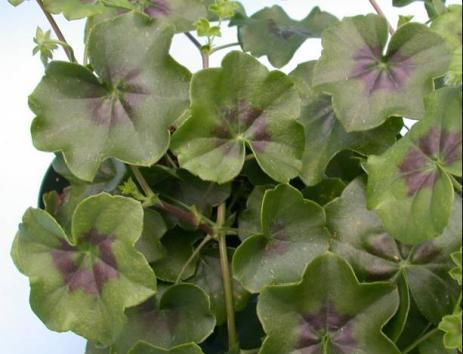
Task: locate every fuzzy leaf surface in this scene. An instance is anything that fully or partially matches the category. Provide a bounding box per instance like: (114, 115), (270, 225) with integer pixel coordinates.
(327, 178), (462, 323)
(257, 253), (400, 354)
(171, 51), (304, 184)
(30, 12), (191, 181)
(367, 87), (462, 243)
(291, 61), (402, 186)
(233, 184), (330, 293)
(313, 14), (452, 131)
(111, 284), (215, 352)
(234, 5), (337, 68)
(11, 194), (156, 344)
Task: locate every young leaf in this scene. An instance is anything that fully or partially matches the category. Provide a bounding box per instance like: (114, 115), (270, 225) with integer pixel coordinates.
(327, 178), (462, 324)
(11, 194), (157, 345)
(208, 0), (240, 19)
(417, 331), (458, 354)
(111, 284), (216, 352)
(171, 51), (304, 184)
(234, 6), (338, 68)
(290, 61), (402, 186)
(257, 253), (400, 354)
(431, 5), (463, 86)
(439, 312), (463, 351)
(313, 14), (452, 132)
(33, 27), (58, 66)
(30, 12), (191, 182)
(233, 184), (330, 293)
(129, 342), (204, 354)
(367, 88), (462, 244)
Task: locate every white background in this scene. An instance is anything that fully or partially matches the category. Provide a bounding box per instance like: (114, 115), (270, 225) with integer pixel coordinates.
(0, 0), (459, 353)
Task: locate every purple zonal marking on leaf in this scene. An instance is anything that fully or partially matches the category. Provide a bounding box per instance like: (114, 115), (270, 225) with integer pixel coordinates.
(399, 128), (462, 196)
(350, 46), (414, 96)
(51, 229), (118, 295)
(144, 0), (170, 17)
(214, 100), (268, 152)
(411, 241), (440, 264)
(264, 222), (289, 256)
(296, 302), (356, 352)
(267, 20), (311, 40)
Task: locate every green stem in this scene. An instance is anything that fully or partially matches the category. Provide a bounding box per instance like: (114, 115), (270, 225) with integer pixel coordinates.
(130, 165), (215, 235)
(368, 0), (395, 35)
(403, 328), (440, 353)
(36, 0), (77, 62)
(130, 166), (155, 198)
(217, 204), (239, 352)
(210, 42), (240, 55)
(175, 235), (213, 284)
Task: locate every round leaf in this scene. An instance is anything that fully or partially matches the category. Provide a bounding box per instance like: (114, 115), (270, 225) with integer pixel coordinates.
(31, 12), (191, 181)
(11, 193), (157, 344)
(233, 184), (330, 293)
(367, 87), (462, 243)
(171, 51), (304, 184)
(257, 253), (400, 354)
(313, 14), (452, 131)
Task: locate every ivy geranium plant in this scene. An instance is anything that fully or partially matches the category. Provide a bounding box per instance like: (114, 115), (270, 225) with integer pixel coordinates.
(9, 0), (462, 353)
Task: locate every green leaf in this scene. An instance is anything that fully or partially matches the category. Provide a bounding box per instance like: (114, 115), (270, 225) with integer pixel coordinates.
(136, 209), (168, 264)
(238, 185), (269, 241)
(257, 253), (400, 354)
(327, 178), (462, 323)
(44, 155), (127, 232)
(234, 6), (337, 68)
(195, 18), (221, 38)
(87, 0), (210, 32)
(111, 284), (216, 352)
(129, 342), (204, 354)
(313, 14), (452, 132)
(152, 228), (202, 282)
(11, 193), (157, 344)
(301, 178), (346, 206)
(398, 15), (414, 27)
(208, 0), (240, 19)
(233, 184), (330, 293)
(367, 87), (462, 243)
(43, 0), (106, 20)
(171, 51), (304, 184)
(8, 0), (25, 6)
(431, 5), (463, 86)
(30, 12), (191, 182)
(439, 312), (463, 351)
(189, 247), (250, 325)
(449, 250), (462, 285)
(290, 60), (402, 186)
(152, 168), (231, 214)
(33, 27), (59, 66)
(417, 331), (458, 353)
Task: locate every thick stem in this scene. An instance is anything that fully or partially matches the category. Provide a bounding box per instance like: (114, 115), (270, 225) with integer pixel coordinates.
(368, 0), (395, 35)
(202, 50), (210, 69)
(175, 235), (213, 284)
(35, 0), (77, 62)
(130, 166), (214, 235)
(402, 328), (440, 353)
(217, 204), (239, 352)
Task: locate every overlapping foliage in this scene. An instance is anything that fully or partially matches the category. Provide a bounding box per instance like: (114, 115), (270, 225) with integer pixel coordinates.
(9, 0), (462, 353)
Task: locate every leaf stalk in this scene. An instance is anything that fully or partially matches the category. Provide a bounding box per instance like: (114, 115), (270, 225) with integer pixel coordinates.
(217, 203), (239, 352)
(368, 0), (396, 35)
